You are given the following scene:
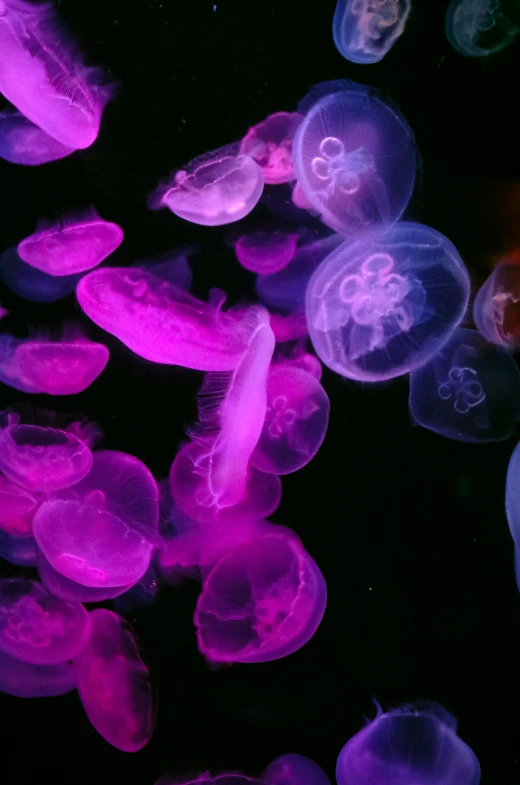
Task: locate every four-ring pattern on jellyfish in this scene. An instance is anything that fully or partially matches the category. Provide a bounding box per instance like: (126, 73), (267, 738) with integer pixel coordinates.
(438, 366), (486, 414)
(311, 137), (376, 201)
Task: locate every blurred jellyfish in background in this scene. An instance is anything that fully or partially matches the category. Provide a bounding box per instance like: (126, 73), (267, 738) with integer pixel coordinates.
(0, 473), (39, 538)
(0, 648), (76, 698)
(306, 222), (470, 382)
(0, 110), (76, 166)
(473, 258), (520, 349)
(292, 81), (417, 236)
(269, 311), (309, 343)
(445, 0), (519, 57)
(135, 245), (197, 291)
(409, 328), (520, 442)
(0, 246), (82, 302)
(263, 754), (331, 785)
(333, 0), (411, 64)
(0, 530), (39, 567)
(336, 702), (481, 785)
(235, 230), (299, 274)
(240, 112), (303, 184)
(505, 439), (520, 585)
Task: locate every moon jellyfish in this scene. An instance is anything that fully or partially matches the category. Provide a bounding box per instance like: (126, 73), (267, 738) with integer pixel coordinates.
(235, 230), (298, 274)
(0, 109), (76, 165)
(74, 609), (155, 752)
(0, 246), (82, 302)
(336, 702), (481, 785)
(38, 549), (133, 603)
(0, 0), (114, 149)
(0, 474), (38, 536)
(333, 0), (411, 64)
(445, 0), (519, 57)
(0, 578), (90, 665)
(473, 259), (520, 349)
(251, 365), (330, 475)
(240, 112), (303, 184)
(292, 81), (417, 236)
(263, 754), (331, 785)
(0, 530), (38, 566)
(409, 328), (520, 442)
(0, 648), (76, 697)
(306, 223), (470, 382)
(150, 145), (264, 226)
(195, 528), (326, 664)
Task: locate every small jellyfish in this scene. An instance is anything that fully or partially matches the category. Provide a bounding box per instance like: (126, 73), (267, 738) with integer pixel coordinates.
(409, 328), (520, 442)
(74, 608), (155, 752)
(333, 0), (412, 65)
(150, 144), (264, 226)
(0, 109), (76, 165)
(251, 365), (330, 475)
(235, 230), (298, 274)
(473, 258), (520, 349)
(239, 112), (303, 184)
(0, 473), (38, 536)
(0, 530), (39, 566)
(0, 648), (76, 697)
(263, 754), (331, 785)
(306, 223), (470, 382)
(195, 528), (326, 664)
(0, 578), (91, 665)
(0, 246), (82, 302)
(0, 0), (115, 149)
(445, 0), (519, 57)
(292, 81), (417, 236)
(336, 702), (481, 785)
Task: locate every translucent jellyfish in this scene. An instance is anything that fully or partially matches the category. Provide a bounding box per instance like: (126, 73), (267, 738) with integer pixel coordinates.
(263, 754), (331, 785)
(150, 144), (264, 226)
(0, 109), (76, 165)
(306, 223), (470, 382)
(76, 266), (253, 370)
(251, 365), (330, 474)
(273, 344), (323, 380)
(74, 609), (155, 752)
(333, 0), (412, 65)
(473, 259), (520, 350)
(292, 81), (417, 236)
(239, 112), (303, 184)
(0, 246), (81, 303)
(33, 450), (158, 588)
(0, 648), (76, 697)
(269, 311), (309, 343)
(409, 328), (520, 442)
(335, 702), (481, 785)
(195, 528), (326, 663)
(0, 0), (115, 149)
(0, 530), (38, 566)
(235, 230), (298, 274)
(445, 0), (519, 57)
(38, 549), (133, 603)
(135, 245), (196, 291)
(0, 578), (90, 665)
(0, 473), (38, 536)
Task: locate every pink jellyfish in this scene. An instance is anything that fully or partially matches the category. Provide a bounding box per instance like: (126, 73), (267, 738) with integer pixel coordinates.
(240, 112), (303, 184)
(235, 230), (298, 274)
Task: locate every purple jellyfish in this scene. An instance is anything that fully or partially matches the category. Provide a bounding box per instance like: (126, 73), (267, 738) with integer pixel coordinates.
(263, 754), (331, 785)
(240, 112), (303, 184)
(0, 473), (39, 536)
(0, 109), (76, 165)
(333, 0), (411, 65)
(0, 648), (76, 697)
(235, 230), (298, 274)
(0, 246), (82, 303)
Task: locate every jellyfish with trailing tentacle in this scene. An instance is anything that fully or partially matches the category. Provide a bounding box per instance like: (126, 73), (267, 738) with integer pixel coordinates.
(473, 258), (520, 349)
(333, 0), (412, 65)
(0, 109), (76, 165)
(240, 112), (303, 184)
(0, 247), (82, 303)
(445, 0), (519, 57)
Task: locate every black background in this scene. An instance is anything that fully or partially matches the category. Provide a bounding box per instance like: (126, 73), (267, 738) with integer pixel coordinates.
(1, 0), (520, 783)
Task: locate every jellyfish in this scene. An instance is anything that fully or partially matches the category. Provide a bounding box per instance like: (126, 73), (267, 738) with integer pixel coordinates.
(235, 230), (298, 274)
(38, 549), (133, 603)
(262, 754), (331, 785)
(239, 112), (303, 184)
(251, 365), (330, 475)
(473, 258), (520, 349)
(195, 528), (326, 664)
(445, 0), (519, 57)
(335, 702), (481, 785)
(33, 450), (158, 589)
(306, 223), (470, 382)
(409, 328), (520, 442)
(149, 144), (264, 226)
(333, 0), (411, 65)
(292, 81), (417, 236)
(74, 609), (155, 752)
(0, 109), (76, 165)
(0, 246), (82, 302)
(0, 648), (76, 697)
(504, 438), (520, 554)
(273, 344), (323, 380)
(0, 0), (115, 149)
(0, 473), (38, 536)
(0, 530), (39, 566)
(269, 311), (309, 343)
(135, 245), (196, 291)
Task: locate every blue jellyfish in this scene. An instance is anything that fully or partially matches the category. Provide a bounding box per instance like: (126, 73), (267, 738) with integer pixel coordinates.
(333, 0), (411, 65)
(445, 0), (519, 57)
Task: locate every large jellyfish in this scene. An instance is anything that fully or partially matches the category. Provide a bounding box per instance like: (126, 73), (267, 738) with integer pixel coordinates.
(445, 0), (519, 57)
(239, 112), (303, 184)
(306, 222), (470, 382)
(0, 246), (82, 303)
(333, 0), (411, 64)
(0, 109), (76, 165)
(473, 258), (520, 349)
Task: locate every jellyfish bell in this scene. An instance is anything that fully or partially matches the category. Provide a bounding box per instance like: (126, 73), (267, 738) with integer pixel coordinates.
(333, 0), (412, 65)
(473, 258), (520, 349)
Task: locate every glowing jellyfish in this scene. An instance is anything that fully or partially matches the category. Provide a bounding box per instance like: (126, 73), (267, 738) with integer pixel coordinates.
(0, 530), (38, 566)
(0, 0), (114, 149)
(195, 528), (326, 664)
(473, 259), (520, 349)
(333, 0), (411, 65)
(445, 0), (519, 57)
(0, 578), (90, 665)
(251, 365), (330, 474)
(240, 112), (303, 184)
(0, 246), (82, 302)
(235, 230), (298, 274)
(274, 346), (323, 380)
(38, 549), (133, 603)
(292, 81), (417, 236)
(76, 266), (252, 370)
(0, 473), (38, 536)
(306, 223), (470, 382)
(0, 648), (76, 697)
(269, 311), (309, 343)
(74, 608), (155, 752)
(33, 450), (158, 589)
(150, 144), (264, 226)
(409, 328), (520, 442)
(336, 702), (481, 785)
(0, 109), (76, 165)
(263, 754), (331, 785)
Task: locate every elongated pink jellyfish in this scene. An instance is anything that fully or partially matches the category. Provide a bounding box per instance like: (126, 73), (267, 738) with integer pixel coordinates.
(0, 474), (38, 536)
(74, 608), (155, 752)
(235, 230), (298, 274)
(0, 578), (90, 665)
(195, 528), (326, 663)
(18, 211), (123, 276)
(33, 450), (158, 588)
(38, 549), (133, 603)
(0, 648), (76, 697)
(0, 0), (115, 149)
(240, 112), (303, 184)
(0, 109), (76, 165)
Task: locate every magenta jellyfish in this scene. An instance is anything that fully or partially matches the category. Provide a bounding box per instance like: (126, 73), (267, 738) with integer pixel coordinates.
(37, 549), (133, 603)
(336, 702), (481, 785)
(0, 648), (76, 697)
(74, 608), (155, 752)
(263, 755), (331, 785)
(0, 109), (76, 165)
(240, 112), (303, 185)
(445, 0), (519, 57)
(473, 258), (520, 350)
(292, 81), (417, 236)
(0, 246), (82, 302)
(150, 144), (264, 226)
(333, 0), (411, 65)
(0, 0), (114, 149)
(0, 473), (38, 536)
(235, 230), (298, 274)
(269, 311), (309, 343)
(306, 223), (470, 382)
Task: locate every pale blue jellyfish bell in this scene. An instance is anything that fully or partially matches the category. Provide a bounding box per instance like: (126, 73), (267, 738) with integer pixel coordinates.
(333, 0), (411, 64)
(445, 0), (519, 57)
